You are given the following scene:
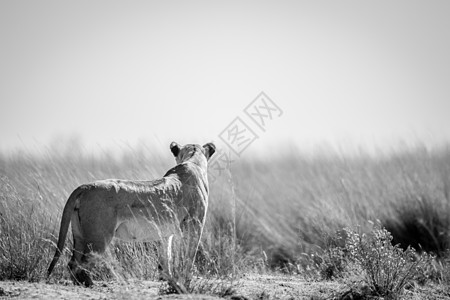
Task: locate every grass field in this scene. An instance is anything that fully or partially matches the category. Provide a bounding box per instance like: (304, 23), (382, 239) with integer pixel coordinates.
(1, 143), (450, 299)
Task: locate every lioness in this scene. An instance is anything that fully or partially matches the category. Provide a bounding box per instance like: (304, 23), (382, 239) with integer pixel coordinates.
(47, 142), (215, 286)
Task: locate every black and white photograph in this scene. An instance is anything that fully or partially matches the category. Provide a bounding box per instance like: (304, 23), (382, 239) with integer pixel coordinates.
(1, 1), (450, 299)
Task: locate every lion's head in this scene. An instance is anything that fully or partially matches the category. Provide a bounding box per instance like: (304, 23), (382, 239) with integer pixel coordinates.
(170, 142), (216, 165)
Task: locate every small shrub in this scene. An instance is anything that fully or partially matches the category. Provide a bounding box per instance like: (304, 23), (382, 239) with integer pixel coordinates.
(318, 246), (347, 280)
(345, 221), (432, 299)
(297, 231), (348, 280)
(298, 250), (347, 281)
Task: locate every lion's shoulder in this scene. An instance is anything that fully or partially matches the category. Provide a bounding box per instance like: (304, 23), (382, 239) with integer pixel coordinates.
(164, 162), (204, 180)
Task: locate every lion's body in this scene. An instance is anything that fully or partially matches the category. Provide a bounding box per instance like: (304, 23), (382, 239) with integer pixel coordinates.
(73, 162), (208, 243)
(47, 142), (215, 286)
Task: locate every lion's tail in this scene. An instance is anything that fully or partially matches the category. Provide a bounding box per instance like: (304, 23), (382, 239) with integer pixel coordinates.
(47, 186), (84, 277)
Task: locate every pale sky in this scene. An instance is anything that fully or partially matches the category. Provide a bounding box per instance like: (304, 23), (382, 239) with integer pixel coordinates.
(1, 1), (450, 155)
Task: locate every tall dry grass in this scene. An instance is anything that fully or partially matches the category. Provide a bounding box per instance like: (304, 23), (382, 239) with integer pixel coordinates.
(0, 143), (450, 286)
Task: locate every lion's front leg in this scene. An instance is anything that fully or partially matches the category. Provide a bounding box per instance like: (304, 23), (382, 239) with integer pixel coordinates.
(179, 216), (204, 271)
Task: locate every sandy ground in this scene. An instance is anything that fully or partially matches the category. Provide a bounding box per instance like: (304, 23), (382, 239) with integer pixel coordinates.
(1, 274), (450, 300)
(0, 274), (342, 300)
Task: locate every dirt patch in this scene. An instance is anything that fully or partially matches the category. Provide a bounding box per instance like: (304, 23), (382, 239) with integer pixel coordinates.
(238, 274), (342, 299)
(0, 274), (342, 300)
(1, 274), (449, 300)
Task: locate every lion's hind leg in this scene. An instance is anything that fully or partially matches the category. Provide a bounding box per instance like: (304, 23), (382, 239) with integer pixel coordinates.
(68, 236), (94, 287)
(69, 235), (115, 287)
(69, 205), (116, 287)
(68, 210), (94, 287)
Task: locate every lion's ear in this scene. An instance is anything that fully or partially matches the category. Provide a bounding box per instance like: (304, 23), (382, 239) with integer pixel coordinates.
(202, 143), (216, 160)
(170, 142), (181, 157)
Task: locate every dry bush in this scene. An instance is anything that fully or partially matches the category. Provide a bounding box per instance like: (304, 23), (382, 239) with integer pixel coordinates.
(345, 221), (433, 299)
(0, 176), (54, 281)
